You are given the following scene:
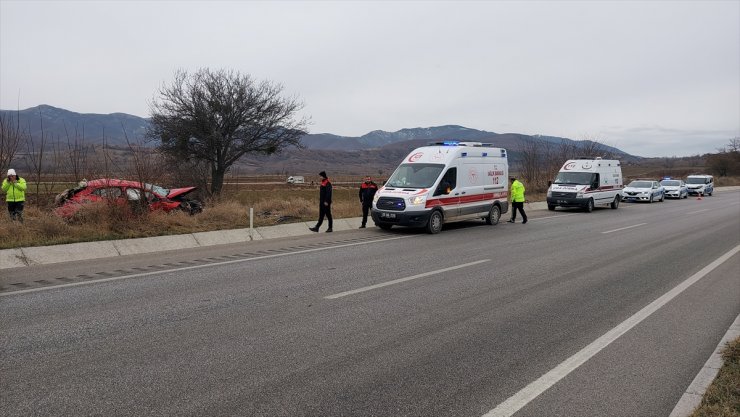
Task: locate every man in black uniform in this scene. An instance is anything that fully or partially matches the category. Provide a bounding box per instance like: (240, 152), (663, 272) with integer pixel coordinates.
(358, 176), (378, 228)
(309, 171), (333, 232)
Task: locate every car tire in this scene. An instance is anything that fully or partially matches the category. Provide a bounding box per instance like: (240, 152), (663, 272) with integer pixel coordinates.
(377, 223), (393, 231)
(649, 195), (653, 203)
(660, 193), (664, 202)
(486, 205), (501, 225)
(584, 198), (594, 213)
(427, 210), (443, 234)
(548, 204), (556, 211)
(610, 195), (620, 209)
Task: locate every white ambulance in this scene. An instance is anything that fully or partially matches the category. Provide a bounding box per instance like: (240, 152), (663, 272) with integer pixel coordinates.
(546, 158), (623, 212)
(371, 141), (509, 234)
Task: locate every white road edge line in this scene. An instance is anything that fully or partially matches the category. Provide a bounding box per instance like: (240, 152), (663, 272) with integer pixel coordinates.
(482, 244), (740, 417)
(686, 209), (710, 215)
(1, 235), (414, 297)
(602, 223), (647, 234)
(325, 259), (491, 299)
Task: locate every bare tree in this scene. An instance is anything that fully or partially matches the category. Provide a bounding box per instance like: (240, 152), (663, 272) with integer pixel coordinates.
(726, 137), (740, 153)
(147, 68), (309, 196)
(60, 122), (89, 181)
(24, 110), (48, 198)
(519, 137), (544, 190)
(0, 112), (23, 172)
(575, 134), (616, 159)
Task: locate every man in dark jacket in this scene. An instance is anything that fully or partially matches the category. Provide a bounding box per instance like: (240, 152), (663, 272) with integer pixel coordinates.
(309, 171), (333, 232)
(358, 176), (378, 228)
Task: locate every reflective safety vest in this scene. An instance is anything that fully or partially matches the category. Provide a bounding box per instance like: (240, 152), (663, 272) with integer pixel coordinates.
(2, 177), (26, 202)
(510, 180), (525, 202)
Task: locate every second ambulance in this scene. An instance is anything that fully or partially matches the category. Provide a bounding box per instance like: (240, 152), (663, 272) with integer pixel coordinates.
(546, 158), (623, 212)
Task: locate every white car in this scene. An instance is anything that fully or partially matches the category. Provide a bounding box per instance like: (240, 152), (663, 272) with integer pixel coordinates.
(622, 180), (665, 203)
(660, 179), (688, 199)
(686, 174), (714, 196)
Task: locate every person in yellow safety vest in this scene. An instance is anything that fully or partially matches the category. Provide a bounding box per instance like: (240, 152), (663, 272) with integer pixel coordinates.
(507, 176), (527, 224)
(2, 168), (27, 222)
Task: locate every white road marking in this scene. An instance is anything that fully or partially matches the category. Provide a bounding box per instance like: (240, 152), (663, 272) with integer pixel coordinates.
(1, 235), (414, 297)
(325, 259), (491, 299)
(686, 208), (710, 215)
(601, 223), (647, 234)
(530, 213), (581, 221)
(482, 244), (740, 417)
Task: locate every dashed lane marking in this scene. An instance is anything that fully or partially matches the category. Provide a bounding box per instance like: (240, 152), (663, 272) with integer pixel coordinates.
(325, 259), (491, 299)
(601, 223), (647, 234)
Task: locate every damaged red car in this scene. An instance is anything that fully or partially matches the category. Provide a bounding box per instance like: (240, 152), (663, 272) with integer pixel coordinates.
(54, 179), (204, 218)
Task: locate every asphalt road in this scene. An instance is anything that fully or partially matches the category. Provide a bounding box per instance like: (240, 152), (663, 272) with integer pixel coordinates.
(2, 191), (739, 417)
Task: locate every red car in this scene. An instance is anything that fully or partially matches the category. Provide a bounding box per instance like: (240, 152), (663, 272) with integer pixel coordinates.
(54, 179), (203, 218)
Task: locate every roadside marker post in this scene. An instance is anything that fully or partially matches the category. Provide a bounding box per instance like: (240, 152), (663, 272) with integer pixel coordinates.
(249, 207), (254, 239)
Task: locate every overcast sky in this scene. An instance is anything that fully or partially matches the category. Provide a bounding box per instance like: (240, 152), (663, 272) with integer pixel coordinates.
(1, 0), (738, 157)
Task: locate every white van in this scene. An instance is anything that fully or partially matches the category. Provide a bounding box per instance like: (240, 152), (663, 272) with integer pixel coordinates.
(371, 141), (509, 234)
(685, 174), (714, 196)
(286, 176), (305, 184)
(546, 158), (623, 212)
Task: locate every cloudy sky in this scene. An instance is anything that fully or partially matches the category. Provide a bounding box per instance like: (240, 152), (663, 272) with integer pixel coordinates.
(1, 0), (738, 157)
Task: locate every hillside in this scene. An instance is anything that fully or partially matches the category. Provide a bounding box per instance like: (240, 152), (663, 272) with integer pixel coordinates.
(2, 105), (638, 175)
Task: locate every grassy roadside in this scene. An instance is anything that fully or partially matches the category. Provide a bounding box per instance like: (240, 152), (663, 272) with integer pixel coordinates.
(0, 185), (375, 249)
(690, 336), (740, 417)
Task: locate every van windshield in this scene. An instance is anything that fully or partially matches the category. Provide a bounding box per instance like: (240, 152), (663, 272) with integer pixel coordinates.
(554, 172), (594, 185)
(386, 163), (445, 188)
(686, 177), (709, 184)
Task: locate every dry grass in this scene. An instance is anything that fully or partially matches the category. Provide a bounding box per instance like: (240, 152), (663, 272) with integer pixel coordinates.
(0, 184), (370, 249)
(690, 337), (740, 417)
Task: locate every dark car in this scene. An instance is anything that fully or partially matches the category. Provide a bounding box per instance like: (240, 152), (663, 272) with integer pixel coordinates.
(54, 179), (203, 218)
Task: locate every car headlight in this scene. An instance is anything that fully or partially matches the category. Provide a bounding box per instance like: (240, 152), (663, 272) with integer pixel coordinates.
(373, 193), (381, 204)
(576, 192), (584, 198)
(547, 189), (552, 197)
(408, 195), (426, 206)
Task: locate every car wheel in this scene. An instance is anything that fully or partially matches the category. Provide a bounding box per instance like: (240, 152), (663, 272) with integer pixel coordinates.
(377, 223), (392, 230)
(660, 193), (664, 202)
(427, 210), (443, 234)
(584, 198), (594, 213)
(548, 204), (556, 211)
(486, 205), (501, 225)
(610, 195), (620, 209)
(649, 195), (653, 203)
(708, 191), (712, 196)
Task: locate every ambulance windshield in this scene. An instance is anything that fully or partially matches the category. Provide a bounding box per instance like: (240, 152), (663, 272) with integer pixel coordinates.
(554, 172), (594, 185)
(386, 164), (445, 188)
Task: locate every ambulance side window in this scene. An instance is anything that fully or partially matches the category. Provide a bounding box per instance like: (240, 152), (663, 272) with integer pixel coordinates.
(591, 173), (600, 189)
(434, 168), (457, 196)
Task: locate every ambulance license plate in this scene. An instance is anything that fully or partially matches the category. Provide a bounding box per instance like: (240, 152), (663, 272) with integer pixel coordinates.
(380, 212), (396, 219)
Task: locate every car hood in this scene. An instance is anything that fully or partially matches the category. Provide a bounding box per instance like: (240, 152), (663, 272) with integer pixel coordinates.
(623, 187), (650, 192)
(663, 186), (681, 191)
(167, 187), (198, 198)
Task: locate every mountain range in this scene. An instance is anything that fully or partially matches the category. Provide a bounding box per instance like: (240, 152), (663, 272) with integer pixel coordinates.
(1, 105), (637, 175)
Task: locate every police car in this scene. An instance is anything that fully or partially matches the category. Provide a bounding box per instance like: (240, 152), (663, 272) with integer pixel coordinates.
(622, 180), (664, 203)
(660, 178), (688, 199)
